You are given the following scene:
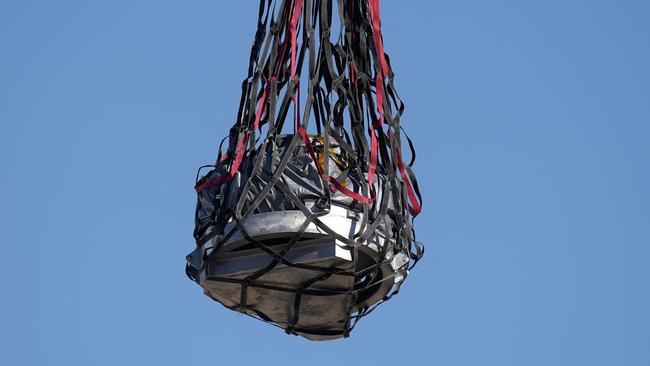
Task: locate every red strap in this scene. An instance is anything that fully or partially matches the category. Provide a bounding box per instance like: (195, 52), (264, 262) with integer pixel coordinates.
(290, 0), (305, 138)
(196, 13), (289, 194)
(194, 174), (230, 192)
(367, 0), (384, 189)
(367, 0), (388, 75)
(289, 0), (303, 79)
(329, 177), (374, 205)
(289, 0), (320, 188)
(196, 132), (248, 192)
(368, 0), (421, 216)
(395, 146), (421, 215)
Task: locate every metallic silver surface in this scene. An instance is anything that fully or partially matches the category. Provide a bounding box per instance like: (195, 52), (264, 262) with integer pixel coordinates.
(187, 134), (417, 340)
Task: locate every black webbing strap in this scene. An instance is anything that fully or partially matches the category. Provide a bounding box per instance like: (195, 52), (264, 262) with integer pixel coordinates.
(193, 0), (424, 337)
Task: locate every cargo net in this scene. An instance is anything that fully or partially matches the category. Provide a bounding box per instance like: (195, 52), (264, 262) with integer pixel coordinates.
(186, 0), (424, 340)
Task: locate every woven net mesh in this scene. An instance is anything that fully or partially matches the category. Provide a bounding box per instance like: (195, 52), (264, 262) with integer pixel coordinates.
(186, 0), (424, 339)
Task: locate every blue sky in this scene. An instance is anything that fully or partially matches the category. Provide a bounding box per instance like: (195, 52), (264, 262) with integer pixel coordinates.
(1, 1), (649, 365)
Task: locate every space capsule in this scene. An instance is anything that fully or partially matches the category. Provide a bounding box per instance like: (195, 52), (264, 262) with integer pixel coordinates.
(185, 0), (423, 340)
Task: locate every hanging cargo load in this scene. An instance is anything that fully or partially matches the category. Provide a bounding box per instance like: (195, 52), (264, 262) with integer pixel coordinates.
(185, 0), (424, 340)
